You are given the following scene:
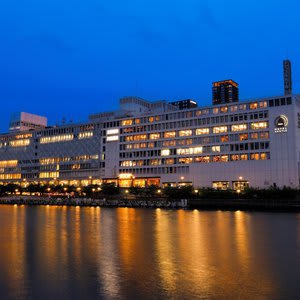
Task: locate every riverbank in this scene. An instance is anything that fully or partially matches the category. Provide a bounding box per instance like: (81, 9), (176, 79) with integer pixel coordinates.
(1, 196), (300, 210)
(0, 196), (188, 209)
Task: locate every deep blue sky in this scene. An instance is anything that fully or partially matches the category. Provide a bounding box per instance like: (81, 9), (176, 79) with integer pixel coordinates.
(0, 0), (299, 132)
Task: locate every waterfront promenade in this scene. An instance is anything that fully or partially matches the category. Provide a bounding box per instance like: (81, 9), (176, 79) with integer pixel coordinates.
(1, 195), (300, 210)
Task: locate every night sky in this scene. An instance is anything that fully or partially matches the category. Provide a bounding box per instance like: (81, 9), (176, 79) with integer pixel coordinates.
(0, 0), (299, 132)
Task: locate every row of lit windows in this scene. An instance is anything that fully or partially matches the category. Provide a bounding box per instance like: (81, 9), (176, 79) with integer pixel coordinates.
(120, 142), (270, 159)
(119, 153), (270, 167)
(121, 111), (268, 134)
(0, 173), (22, 180)
(121, 132), (269, 151)
(40, 134), (74, 144)
(39, 155), (99, 165)
(78, 132), (93, 139)
(120, 101), (270, 127)
(9, 139), (31, 147)
(39, 172), (59, 179)
(0, 160), (18, 168)
(122, 122), (268, 142)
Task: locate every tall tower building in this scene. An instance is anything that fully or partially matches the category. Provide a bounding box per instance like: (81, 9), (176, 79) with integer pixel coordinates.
(283, 60), (292, 95)
(212, 80), (239, 105)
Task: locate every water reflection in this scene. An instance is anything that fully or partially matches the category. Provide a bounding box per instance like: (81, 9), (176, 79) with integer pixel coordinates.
(0, 206), (299, 299)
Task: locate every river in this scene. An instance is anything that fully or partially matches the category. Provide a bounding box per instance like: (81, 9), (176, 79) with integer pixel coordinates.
(0, 205), (299, 299)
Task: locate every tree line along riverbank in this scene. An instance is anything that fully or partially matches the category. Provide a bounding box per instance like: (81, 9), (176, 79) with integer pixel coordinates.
(1, 183), (300, 210)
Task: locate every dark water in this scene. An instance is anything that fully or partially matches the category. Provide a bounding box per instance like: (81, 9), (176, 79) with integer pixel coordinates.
(0, 206), (300, 299)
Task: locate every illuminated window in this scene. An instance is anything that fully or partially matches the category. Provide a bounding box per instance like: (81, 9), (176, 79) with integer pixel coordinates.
(213, 126), (227, 134)
(0, 173), (21, 180)
(212, 156), (221, 162)
(212, 146), (220, 152)
(150, 133), (160, 140)
(220, 155), (229, 162)
(148, 142), (155, 148)
(179, 130), (192, 137)
(107, 129), (119, 135)
(231, 124), (247, 132)
(260, 132), (269, 139)
(251, 132), (259, 139)
(195, 156), (210, 163)
(220, 106), (228, 113)
(78, 132), (93, 139)
(122, 119), (133, 126)
(250, 153), (260, 160)
(239, 133), (248, 141)
(213, 108), (219, 114)
(135, 118), (141, 124)
(163, 140), (176, 147)
(177, 147), (203, 155)
(178, 157), (193, 164)
(107, 135), (119, 142)
(230, 105), (238, 112)
(133, 134), (147, 141)
(231, 154), (239, 161)
(165, 158), (175, 164)
(121, 161), (135, 167)
(150, 159), (161, 165)
(240, 154), (248, 160)
(0, 160), (18, 168)
(212, 181), (229, 190)
(164, 131), (176, 138)
(249, 102), (258, 110)
(220, 135), (229, 142)
(39, 172), (59, 179)
(40, 134), (73, 144)
(196, 128), (209, 135)
(149, 116), (154, 123)
(251, 122), (268, 130)
(259, 101), (267, 108)
(9, 139), (30, 147)
(239, 104), (246, 110)
(161, 149), (170, 156)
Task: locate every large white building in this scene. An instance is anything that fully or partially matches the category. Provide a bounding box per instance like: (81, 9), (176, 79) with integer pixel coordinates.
(0, 63), (299, 190)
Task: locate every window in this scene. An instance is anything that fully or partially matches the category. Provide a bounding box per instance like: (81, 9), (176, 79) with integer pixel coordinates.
(122, 119), (133, 126)
(150, 133), (160, 140)
(212, 146), (220, 152)
(164, 131), (176, 138)
(239, 133), (248, 141)
(179, 130), (192, 137)
(196, 128), (209, 135)
(231, 124), (247, 132)
(251, 122), (268, 130)
(249, 102), (258, 110)
(213, 126), (227, 134)
(161, 149), (170, 156)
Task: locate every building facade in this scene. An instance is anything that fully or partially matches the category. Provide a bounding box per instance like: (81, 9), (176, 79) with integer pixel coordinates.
(212, 80), (239, 105)
(1, 94), (300, 190)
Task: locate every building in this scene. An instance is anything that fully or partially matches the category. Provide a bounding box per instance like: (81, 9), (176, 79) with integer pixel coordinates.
(283, 60), (292, 95)
(212, 80), (239, 105)
(0, 61), (299, 190)
(9, 112), (47, 132)
(170, 99), (198, 110)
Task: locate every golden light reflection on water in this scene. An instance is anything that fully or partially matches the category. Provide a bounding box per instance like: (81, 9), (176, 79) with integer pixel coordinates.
(0, 206), (300, 299)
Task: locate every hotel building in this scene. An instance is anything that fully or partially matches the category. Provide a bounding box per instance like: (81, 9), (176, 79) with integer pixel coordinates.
(0, 61), (299, 190)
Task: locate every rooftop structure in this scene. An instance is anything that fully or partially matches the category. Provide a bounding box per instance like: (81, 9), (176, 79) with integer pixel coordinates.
(212, 80), (239, 105)
(9, 112), (47, 133)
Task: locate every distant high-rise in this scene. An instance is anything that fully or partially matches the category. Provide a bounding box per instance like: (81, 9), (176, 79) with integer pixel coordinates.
(170, 99), (198, 110)
(212, 80), (239, 105)
(283, 60), (292, 95)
